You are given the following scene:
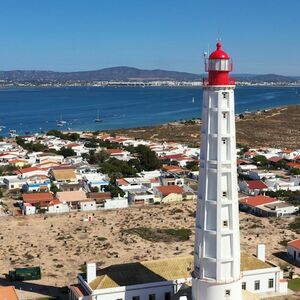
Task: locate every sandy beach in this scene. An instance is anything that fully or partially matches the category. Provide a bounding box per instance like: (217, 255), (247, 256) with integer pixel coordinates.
(0, 200), (299, 299)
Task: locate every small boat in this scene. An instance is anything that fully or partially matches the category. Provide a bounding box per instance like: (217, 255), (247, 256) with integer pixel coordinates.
(192, 97), (195, 103)
(94, 110), (102, 123)
(9, 130), (18, 138)
(57, 114), (67, 127)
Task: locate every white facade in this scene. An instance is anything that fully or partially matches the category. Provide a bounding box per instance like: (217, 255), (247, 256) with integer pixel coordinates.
(80, 200), (97, 211)
(22, 203), (36, 215)
(47, 202), (70, 214)
(193, 85), (241, 300)
(249, 170), (275, 181)
(103, 197), (128, 209)
(287, 242), (300, 264)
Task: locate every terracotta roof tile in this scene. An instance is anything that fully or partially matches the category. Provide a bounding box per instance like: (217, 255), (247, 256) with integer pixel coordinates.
(156, 185), (184, 196)
(240, 195), (277, 207)
(288, 239), (300, 250)
(245, 180), (268, 190)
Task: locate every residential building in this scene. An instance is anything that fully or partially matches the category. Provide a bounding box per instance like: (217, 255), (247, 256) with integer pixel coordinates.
(287, 239), (300, 265)
(239, 195), (298, 217)
(239, 180), (268, 196)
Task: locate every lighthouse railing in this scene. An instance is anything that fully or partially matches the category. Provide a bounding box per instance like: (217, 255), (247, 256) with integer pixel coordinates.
(202, 78), (236, 86)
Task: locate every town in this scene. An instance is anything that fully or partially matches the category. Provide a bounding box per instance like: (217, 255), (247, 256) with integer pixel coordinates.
(0, 125), (300, 299)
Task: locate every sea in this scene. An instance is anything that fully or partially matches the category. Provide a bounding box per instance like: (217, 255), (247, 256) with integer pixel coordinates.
(0, 86), (299, 136)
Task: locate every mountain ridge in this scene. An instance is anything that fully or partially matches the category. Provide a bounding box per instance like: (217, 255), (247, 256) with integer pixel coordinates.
(0, 67), (297, 82)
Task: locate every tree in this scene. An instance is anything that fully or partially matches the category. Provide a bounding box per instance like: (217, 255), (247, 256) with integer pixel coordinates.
(135, 145), (162, 171)
(253, 155), (269, 168)
(104, 184), (125, 198)
(99, 158), (137, 179)
(185, 161), (199, 171)
(57, 147), (76, 158)
(87, 150), (109, 165)
(50, 183), (59, 194)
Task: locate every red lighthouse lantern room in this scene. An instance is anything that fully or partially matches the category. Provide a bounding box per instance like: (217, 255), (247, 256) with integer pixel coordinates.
(205, 42), (234, 86)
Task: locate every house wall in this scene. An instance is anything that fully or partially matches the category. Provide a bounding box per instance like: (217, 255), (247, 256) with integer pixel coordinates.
(287, 245), (300, 264)
(104, 198), (128, 209)
(80, 201), (96, 211)
(48, 204), (70, 214)
(242, 268), (282, 294)
(161, 193), (183, 203)
(24, 205), (36, 215)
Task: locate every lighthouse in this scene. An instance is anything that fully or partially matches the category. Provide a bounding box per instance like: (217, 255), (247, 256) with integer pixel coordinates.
(192, 42), (242, 300)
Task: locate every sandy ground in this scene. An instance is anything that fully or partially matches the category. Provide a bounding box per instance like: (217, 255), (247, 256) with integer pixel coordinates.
(0, 201), (299, 299)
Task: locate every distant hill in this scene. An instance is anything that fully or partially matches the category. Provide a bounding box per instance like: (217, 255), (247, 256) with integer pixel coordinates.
(0, 67), (297, 82)
(234, 73), (296, 82)
(0, 67), (201, 82)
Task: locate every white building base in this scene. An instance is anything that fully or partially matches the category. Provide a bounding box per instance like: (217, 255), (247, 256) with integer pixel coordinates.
(192, 278), (242, 300)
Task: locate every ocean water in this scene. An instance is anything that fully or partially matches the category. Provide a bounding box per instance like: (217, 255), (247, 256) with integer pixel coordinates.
(0, 86), (299, 136)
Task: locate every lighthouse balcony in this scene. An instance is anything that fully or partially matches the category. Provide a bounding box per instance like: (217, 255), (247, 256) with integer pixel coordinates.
(202, 78), (236, 86)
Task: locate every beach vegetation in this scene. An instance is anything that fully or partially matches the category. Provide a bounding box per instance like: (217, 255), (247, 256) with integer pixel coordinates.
(123, 227), (192, 242)
(289, 217), (300, 233)
(16, 137), (46, 152)
(46, 130), (79, 141)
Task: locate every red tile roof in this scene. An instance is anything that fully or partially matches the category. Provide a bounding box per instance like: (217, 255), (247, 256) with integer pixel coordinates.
(0, 286), (19, 300)
(116, 178), (129, 186)
(288, 239), (300, 250)
(156, 185), (184, 196)
(240, 195), (277, 207)
(287, 162), (300, 169)
(245, 180), (268, 190)
(163, 165), (184, 173)
(88, 192), (112, 200)
(268, 156), (283, 163)
(23, 192), (54, 204)
(17, 167), (41, 174)
(106, 148), (124, 155)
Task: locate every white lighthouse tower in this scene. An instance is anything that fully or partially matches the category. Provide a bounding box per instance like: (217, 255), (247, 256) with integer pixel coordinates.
(192, 42), (242, 300)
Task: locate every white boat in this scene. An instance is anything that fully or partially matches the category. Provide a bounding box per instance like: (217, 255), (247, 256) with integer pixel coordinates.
(94, 110), (102, 123)
(9, 130), (18, 138)
(192, 97), (195, 103)
(57, 114), (67, 127)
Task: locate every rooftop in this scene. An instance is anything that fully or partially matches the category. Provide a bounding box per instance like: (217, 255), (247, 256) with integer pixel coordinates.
(88, 253), (273, 290)
(51, 168), (77, 181)
(240, 195), (277, 207)
(156, 185), (184, 196)
(0, 286), (19, 300)
(288, 239), (300, 250)
(245, 180), (268, 190)
(23, 192), (54, 203)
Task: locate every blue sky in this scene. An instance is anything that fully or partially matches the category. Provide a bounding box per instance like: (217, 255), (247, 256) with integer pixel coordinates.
(0, 0), (299, 75)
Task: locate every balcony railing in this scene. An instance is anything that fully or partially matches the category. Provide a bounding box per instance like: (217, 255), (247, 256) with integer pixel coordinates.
(202, 78), (236, 86)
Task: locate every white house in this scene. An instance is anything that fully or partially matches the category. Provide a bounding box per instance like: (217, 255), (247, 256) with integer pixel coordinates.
(239, 195), (298, 217)
(22, 203), (36, 215)
(3, 176), (27, 190)
(47, 200), (70, 214)
(80, 200), (97, 211)
(287, 239), (300, 264)
(69, 247), (288, 300)
(249, 170), (276, 181)
(103, 197), (128, 209)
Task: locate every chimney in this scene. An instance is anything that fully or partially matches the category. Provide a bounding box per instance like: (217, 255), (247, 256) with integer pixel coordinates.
(86, 263), (96, 283)
(256, 244), (266, 262)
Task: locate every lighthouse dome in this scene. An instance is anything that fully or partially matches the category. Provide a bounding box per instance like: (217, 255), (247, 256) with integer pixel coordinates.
(209, 42), (230, 59)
